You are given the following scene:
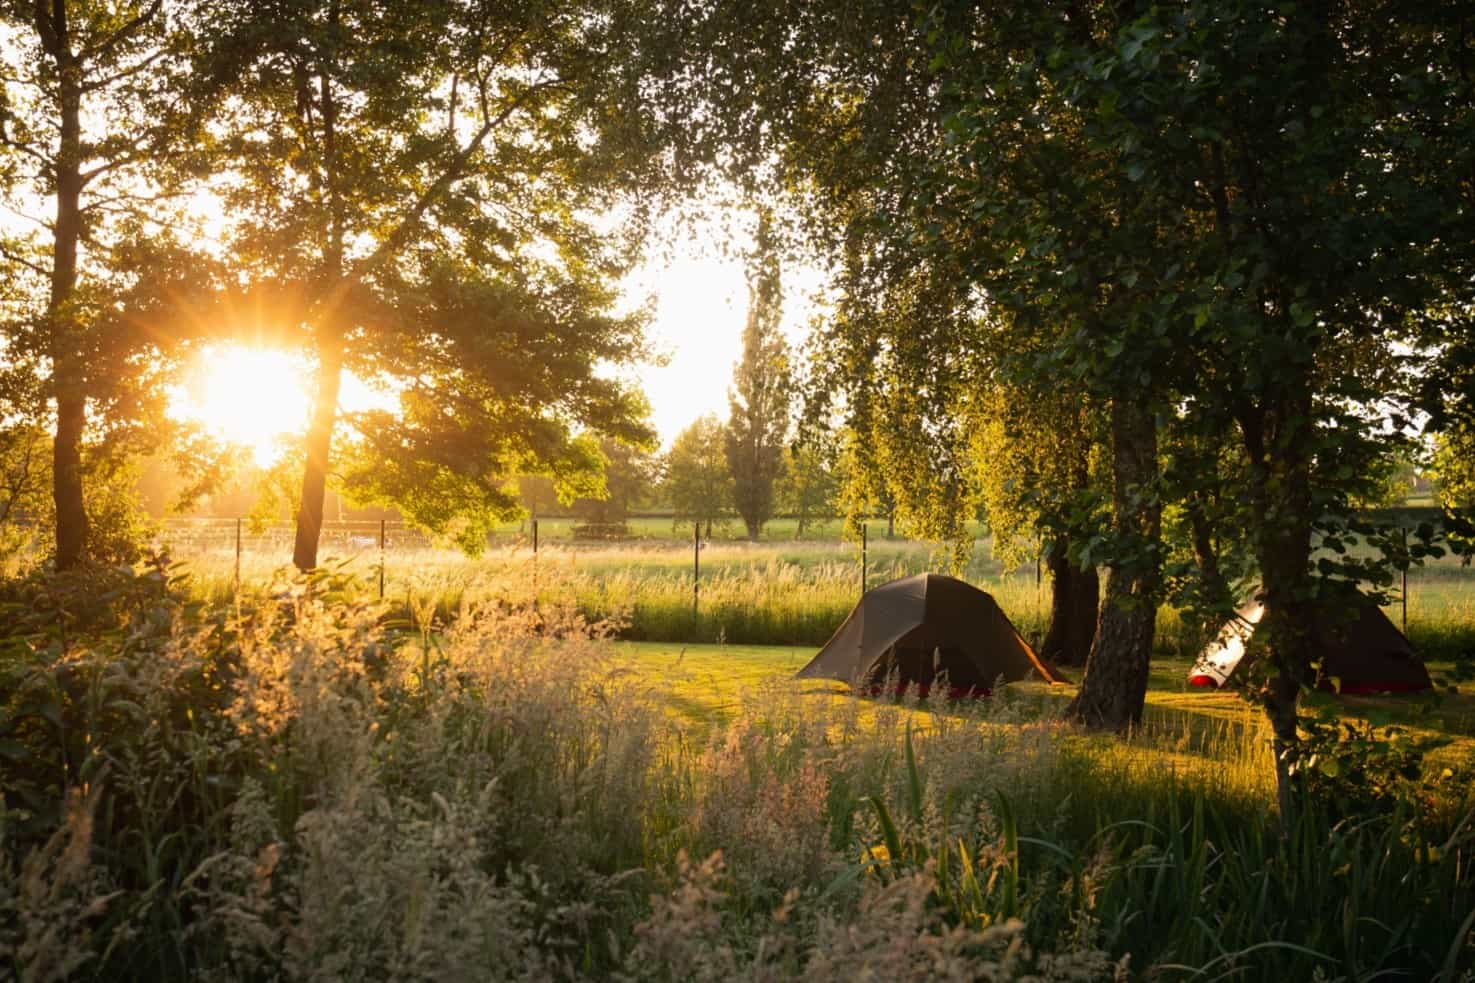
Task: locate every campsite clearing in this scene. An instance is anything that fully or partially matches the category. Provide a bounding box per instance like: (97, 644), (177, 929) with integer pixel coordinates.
(617, 640), (1475, 768)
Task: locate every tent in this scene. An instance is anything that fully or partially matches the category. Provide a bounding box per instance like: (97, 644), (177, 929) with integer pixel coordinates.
(1188, 590), (1431, 694)
(795, 573), (1063, 697)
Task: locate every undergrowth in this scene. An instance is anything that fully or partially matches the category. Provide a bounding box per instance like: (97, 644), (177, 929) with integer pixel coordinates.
(1, 562), (1472, 980)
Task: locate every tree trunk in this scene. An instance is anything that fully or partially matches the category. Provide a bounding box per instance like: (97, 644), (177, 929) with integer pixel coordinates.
(1188, 502), (1227, 603)
(292, 52), (345, 572)
(1040, 535), (1099, 667)
(886, 509), (895, 540)
(1067, 398), (1161, 730)
(49, 36), (87, 570)
(1239, 387), (1317, 826)
(1187, 498), (1232, 642)
(292, 332), (345, 570)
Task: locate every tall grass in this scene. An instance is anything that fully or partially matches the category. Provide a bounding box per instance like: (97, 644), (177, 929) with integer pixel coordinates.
(174, 542), (1229, 654)
(170, 537), (1474, 661)
(2, 565), (1472, 980)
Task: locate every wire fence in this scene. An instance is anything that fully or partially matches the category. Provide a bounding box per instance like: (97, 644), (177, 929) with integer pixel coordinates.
(156, 516), (895, 611)
(157, 516), (1472, 636)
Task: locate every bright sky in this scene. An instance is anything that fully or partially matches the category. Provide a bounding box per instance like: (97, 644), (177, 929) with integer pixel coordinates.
(170, 216), (824, 461)
(167, 346), (386, 468)
(623, 230), (823, 448)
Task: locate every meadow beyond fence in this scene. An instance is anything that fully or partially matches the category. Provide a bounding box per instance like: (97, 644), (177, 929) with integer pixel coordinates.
(158, 517), (1475, 660)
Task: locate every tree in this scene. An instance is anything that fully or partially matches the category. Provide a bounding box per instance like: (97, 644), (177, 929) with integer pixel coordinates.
(777, 437), (838, 539)
(665, 414), (731, 539)
(516, 475), (557, 522)
(692, 0), (1472, 767)
(202, 0), (681, 569)
(1431, 429), (1475, 515)
(969, 381), (1106, 669)
(570, 437), (659, 533)
(0, 0), (211, 567)
(687, 1), (1172, 725)
(725, 214), (790, 541)
(1062, 1), (1465, 810)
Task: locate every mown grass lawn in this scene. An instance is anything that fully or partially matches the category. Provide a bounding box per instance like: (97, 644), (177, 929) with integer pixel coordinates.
(614, 641), (1475, 771)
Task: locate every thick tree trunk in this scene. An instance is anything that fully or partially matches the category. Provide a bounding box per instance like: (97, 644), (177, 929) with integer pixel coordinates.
(1239, 387), (1316, 826)
(292, 333), (344, 570)
(49, 40), (87, 570)
(1040, 536), (1099, 667)
(292, 50), (346, 573)
(1067, 398), (1161, 730)
(52, 387), (87, 567)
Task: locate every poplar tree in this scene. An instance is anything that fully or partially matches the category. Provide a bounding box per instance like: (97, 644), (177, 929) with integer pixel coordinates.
(724, 215), (790, 541)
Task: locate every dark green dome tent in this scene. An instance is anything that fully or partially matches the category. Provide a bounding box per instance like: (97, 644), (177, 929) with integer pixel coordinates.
(795, 573), (1063, 697)
(1188, 588), (1432, 694)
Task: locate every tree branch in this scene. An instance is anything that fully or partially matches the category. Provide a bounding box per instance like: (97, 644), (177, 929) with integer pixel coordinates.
(0, 242), (49, 277)
(80, 45), (169, 95)
(339, 73), (569, 290)
(78, 0), (163, 67)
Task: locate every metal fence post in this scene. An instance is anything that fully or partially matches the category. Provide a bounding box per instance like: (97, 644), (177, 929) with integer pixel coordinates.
(861, 521), (867, 598)
(1401, 526), (1408, 634)
(693, 522), (700, 619)
(379, 518), (386, 599)
(234, 517), (242, 594)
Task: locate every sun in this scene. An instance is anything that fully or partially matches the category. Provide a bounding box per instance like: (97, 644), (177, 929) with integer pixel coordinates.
(170, 344), (312, 467)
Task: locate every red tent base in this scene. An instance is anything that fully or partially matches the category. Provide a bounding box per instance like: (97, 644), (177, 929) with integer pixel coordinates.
(1187, 674), (1221, 689)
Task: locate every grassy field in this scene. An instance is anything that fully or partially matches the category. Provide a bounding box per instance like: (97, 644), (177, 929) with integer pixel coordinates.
(620, 640), (1475, 766)
(168, 531), (1475, 664)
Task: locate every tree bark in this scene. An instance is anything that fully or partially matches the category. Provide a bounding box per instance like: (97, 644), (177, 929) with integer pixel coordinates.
(291, 38), (345, 572)
(1040, 535), (1099, 667)
(1067, 398), (1161, 730)
(1238, 386), (1316, 825)
(46, 14), (88, 570)
(292, 330), (344, 570)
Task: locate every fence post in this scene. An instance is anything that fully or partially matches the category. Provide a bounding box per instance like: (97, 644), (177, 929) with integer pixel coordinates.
(532, 518), (539, 609)
(861, 521), (867, 598)
(693, 522), (700, 619)
(379, 518), (386, 600)
(234, 517), (242, 595)
(1401, 527), (1408, 634)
